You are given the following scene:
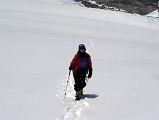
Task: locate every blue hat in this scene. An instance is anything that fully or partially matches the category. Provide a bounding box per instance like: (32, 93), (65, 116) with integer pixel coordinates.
(79, 44), (86, 51)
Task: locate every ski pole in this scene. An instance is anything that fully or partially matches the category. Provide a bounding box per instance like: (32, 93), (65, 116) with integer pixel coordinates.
(64, 70), (71, 99)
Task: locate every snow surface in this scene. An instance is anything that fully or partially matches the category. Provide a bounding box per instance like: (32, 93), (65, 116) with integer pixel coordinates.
(147, 10), (159, 18)
(0, 0), (159, 120)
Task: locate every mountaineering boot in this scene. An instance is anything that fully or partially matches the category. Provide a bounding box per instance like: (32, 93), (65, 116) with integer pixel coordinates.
(81, 89), (84, 96)
(75, 89), (82, 100)
(80, 89), (85, 99)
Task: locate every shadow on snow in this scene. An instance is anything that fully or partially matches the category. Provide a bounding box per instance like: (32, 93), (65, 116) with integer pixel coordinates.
(82, 94), (98, 99)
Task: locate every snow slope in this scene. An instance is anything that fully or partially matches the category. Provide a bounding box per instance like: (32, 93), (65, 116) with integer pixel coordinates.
(0, 0), (159, 120)
(147, 10), (159, 18)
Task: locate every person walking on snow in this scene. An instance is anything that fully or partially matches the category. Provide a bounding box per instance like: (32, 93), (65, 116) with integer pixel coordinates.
(69, 44), (93, 100)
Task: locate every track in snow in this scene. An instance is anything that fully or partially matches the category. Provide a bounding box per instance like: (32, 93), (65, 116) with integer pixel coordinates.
(56, 73), (90, 120)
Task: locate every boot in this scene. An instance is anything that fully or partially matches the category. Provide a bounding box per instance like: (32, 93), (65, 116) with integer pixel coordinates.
(81, 89), (84, 96)
(75, 89), (82, 100)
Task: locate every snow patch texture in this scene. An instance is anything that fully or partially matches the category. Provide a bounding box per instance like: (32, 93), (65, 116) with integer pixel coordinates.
(147, 10), (159, 18)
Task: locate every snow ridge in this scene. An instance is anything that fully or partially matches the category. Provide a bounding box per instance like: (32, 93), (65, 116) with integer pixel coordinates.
(147, 10), (159, 18)
(56, 0), (81, 6)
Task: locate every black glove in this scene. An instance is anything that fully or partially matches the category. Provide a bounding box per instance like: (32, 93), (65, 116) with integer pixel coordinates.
(87, 71), (92, 78)
(69, 66), (73, 70)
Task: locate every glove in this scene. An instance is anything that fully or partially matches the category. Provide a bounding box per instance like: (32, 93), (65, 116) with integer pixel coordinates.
(87, 71), (92, 78)
(69, 66), (73, 70)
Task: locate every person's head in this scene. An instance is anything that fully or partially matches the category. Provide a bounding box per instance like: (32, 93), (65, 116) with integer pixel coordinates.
(78, 44), (86, 53)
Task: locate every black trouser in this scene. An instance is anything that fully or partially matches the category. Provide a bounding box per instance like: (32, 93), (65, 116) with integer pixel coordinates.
(73, 70), (87, 92)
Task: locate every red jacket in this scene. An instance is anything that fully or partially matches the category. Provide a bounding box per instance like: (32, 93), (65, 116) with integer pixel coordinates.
(70, 52), (92, 72)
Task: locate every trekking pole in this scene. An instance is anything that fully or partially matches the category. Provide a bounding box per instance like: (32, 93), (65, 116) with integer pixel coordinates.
(64, 70), (71, 100)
